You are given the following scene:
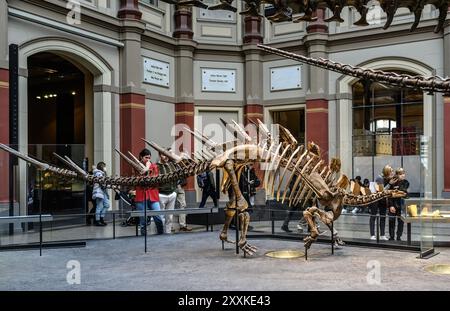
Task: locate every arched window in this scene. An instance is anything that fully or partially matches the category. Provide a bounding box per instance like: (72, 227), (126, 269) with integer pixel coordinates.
(351, 70), (423, 185)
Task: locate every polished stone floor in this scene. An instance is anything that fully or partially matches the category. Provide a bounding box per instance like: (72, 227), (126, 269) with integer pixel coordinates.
(0, 230), (449, 291)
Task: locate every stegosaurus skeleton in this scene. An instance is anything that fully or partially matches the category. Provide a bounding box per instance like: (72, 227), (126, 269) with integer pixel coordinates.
(0, 120), (405, 255)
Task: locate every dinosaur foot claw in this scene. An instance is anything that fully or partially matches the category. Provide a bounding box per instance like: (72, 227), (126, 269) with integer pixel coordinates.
(240, 242), (258, 256)
(220, 234), (235, 244)
(303, 236), (316, 250)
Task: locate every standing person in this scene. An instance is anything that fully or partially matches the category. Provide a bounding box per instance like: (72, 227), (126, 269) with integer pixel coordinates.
(197, 168), (218, 208)
(92, 162), (109, 226)
(176, 177), (192, 232)
(239, 162), (260, 209)
(368, 177), (388, 240)
(157, 148), (178, 234)
(388, 168), (409, 241)
(281, 178), (304, 233)
(351, 176), (363, 214)
(135, 149), (164, 235)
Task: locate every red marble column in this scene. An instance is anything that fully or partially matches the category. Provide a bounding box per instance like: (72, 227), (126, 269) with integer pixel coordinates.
(175, 103), (195, 190)
(306, 8), (328, 34)
(306, 99), (329, 161)
(243, 16), (263, 44)
(244, 104), (264, 184)
(173, 7), (193, 40)
(244, 104), (263, 125)
(120, 93), (146, 175)
(0, 69), (9, 202)
(444, 96), (450, 192)
(118, 0), (142, 19)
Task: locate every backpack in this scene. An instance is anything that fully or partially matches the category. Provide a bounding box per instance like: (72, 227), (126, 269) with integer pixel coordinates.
(197, 172), (208, 189)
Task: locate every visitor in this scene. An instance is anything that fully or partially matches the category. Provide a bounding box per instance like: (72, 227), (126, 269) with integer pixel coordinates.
(281, 178), (304, 233)
(368, 177), (388, 240)
(388, 168), (409, 241)
(238, 162), (260, 231)
(176, 176), (192, 232)
(351, 176), (363, 214)
(92, 162), (109, 226)
(135, 148), (164, 235)
(157, 148), (178, 234)
(197, 168), (218, 209)
(239, 162), (260, 210)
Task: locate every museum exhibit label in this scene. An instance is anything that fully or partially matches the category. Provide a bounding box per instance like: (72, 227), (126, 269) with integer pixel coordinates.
(201, 68), (236, 92)
(270, 65), (302, 91)
(143, 58), (170, 87)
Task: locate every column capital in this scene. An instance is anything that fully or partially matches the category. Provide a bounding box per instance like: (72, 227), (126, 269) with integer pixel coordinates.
(243, 16), (263, 45)
(173, 6), (194, 40)
(306, 8), (328, 34)
(118, 0), (142, 20)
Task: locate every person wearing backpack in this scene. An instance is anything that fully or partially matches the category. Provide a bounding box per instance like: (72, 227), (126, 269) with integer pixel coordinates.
(198, 169), (218, 208)
(92, 162), (109, 226)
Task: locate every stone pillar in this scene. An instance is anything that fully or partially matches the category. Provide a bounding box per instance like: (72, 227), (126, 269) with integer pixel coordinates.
(118, 0), (142, 19)
(305, 9), (329, 161)
(173, 6), (193, 40)
(243, 16), (263, 44)
(0, 69), (8, 203)
(175, 44), (195, 192)
(0, 0), (8, 203)
(175, 102), (194, 189)
(444, 21), (450, 194)
(118, 8), (146, 175)
(243, 47), (263, 125)
(445, 96), (450, 192)
(119, 93), (145, 173)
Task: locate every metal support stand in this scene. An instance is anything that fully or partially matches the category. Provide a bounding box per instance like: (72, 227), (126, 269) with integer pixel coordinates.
(206, 213), (209, 232)
(113, 213), (116, 239)
(235, 211), (239, 255)
(271, 210), (274, 234)
(222, 240), (224, 250)
(38, 169), (43, 257)
(135, 223), (138, 236)
(407, 222), (412, 246)
(331, 221), (334, 255)
(210, 210), (214, 232)
(305, 246), (308, 261)
(144, 191), (147, 253)
(376, 215), (380, 244)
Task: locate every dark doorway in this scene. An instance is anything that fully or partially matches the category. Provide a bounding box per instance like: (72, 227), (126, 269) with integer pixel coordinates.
(27, 52), (87, 217)
(28, 52), (85, 147)
(272, 109), (306, 145)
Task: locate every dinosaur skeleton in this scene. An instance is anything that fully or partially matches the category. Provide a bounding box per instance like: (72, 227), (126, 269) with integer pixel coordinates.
(162, 0), (450, 33)
(257, 44), (450, 94)
(0, 120), (405, 255)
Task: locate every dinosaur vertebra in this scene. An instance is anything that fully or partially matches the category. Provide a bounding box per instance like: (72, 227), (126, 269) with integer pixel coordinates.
(257, 44), (450, 94)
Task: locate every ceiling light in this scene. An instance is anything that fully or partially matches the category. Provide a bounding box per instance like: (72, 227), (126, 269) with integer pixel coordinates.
(36, 96), (41, 99)
(53, 94), (57, 97)
(71, 91), (76, 95)
(44, 95), (49, 99)
(49, 94), (53, 98)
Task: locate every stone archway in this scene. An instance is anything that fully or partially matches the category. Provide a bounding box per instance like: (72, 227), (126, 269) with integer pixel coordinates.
(17, 37), (114, 214)
(336, 58), (435, 195)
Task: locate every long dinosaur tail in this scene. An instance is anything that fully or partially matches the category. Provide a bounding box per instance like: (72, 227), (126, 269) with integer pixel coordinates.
(343, 190), (405, 206)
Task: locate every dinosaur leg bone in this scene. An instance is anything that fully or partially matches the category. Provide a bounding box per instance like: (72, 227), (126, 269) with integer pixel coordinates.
(222, 159), (257, 256)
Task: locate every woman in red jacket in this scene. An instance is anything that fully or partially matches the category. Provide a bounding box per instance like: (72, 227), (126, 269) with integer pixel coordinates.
(135, 148), (164, 235)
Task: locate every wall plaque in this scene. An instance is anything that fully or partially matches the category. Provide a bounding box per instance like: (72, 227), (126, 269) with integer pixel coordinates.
(201, 68), (236, 92)
(143, 58), (170, 87)
(270, 65), (301, 91)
